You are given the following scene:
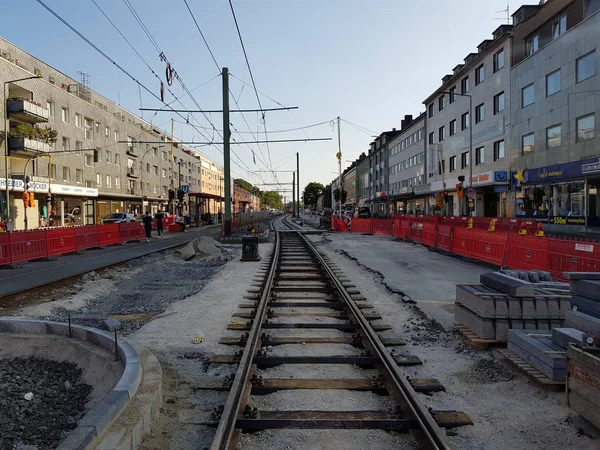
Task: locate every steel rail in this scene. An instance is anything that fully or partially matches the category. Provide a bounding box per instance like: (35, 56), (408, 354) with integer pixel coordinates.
(210, 232), (280, 450)
(297, 232), (452, 450)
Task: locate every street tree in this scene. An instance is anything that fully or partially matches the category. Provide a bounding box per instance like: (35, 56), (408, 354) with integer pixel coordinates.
(260, 191), (283, 210)
(302, 182), (324, 208)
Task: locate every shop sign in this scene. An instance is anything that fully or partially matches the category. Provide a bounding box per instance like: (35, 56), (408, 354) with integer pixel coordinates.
(50, 184), (99, 197)
(494, 185), (509, 193)
(414, 184), (431, 195)
(517, 215), (586, 225)
(575, 243), (594, 253)
(494, 171), (508, 182)
(468, 171), (494, 186)
(0, 178), (49, 193)
(516, 156), (600, 184)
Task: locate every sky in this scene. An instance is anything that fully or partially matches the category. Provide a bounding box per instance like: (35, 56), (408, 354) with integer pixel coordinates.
(3, 0), (514, 197)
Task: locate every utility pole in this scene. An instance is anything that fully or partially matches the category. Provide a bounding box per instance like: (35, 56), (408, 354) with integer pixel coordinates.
(170, 118), (174, 214)
(336, 116), (342, 217)
(222, 67), (232, 235)
(292, 172), (296, 216)
(296, 152), (300, 217)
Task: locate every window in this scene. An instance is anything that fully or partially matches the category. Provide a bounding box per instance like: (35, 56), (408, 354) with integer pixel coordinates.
(106, 151), (111, 164)
(522, 84), (534, 107)
(95, 122), (100, 135)
(449, 156), (456, 172)
(461, 112), (470, 130)
(105, 126), (110, 138)
(461, 76), (469, 94)
(75, 140), (82, 155)
(61, 107), (68, 122)
(154, 185), (158, 194)
(428, 103), (434, 118)
(115, 177), (120, 188)
(114, 130), (118, 142)
(162, 151), (167, 161)
(546, 70), (561, 96)
(50, 164), (57, 179)
(428, 132), (434, 145)
(438, 95), (444, 111)
(153, 165), (159, 175)
(449, 119), (457, 136)
(475, 65), (484, 85)
(493, 92), (505, 114)
(146, 163), (151, 173)
(84, 118), (93, 140)
(76, 169), (83, 183)
(461, 151), (470, 169)
(522, 133), (535, 154)
(475, 103), (485, 123)
(547, 125), (562, 149)
(438, 126), (445, 142)
(105, 175), (111, 188)
(96, 173), (102, 187)
(86, 180), (94, 188)
(577, 114), (595, 142)
(62, 166), (70, 182)
(162, 168), (167, 178)
(494, 49), (505, 72)
(85, 154), (94, 167)
(552, 15), (567, 39)
(475, 146), (485, 165)
(526, 34), (539, 56)
(61, 136), (69, 151)
(439, 159), (446, 175)
(75, 113), (82, 128)
(112, 154), (119, 166)
(449, 87), (456, 104)
(577, 52), (596, 83)
(46, 101), (55, 117)
(493, 140), (504, 160)
(153, 147), (158, 157)
(586, 0), (600, 17)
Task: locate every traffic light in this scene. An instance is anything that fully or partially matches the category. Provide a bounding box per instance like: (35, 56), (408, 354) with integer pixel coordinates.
(456, 183), (464, 199)
(22, 191), (30, 208)
(94, 149), (99, 162)
(168, 189), (175, 201)
(443, 190), (449, 203)
(177, 189), (184, 202)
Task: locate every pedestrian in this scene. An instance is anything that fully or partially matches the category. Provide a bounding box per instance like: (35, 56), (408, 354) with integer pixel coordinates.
(142, 210), (153, 243)
(155, 211), (164, 238)
(218, 209), (223, 224)
(175, 214), (186, 232)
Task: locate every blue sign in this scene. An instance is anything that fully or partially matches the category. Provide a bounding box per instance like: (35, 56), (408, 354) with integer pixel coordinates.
(494, 185), (508, 193)
(518, 156), (600, 184)
(181, 184), (190, 194)
(494, 171), (508, 182)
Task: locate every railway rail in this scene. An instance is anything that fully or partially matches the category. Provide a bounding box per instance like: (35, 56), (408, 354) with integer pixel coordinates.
(209, 228), (471, 449)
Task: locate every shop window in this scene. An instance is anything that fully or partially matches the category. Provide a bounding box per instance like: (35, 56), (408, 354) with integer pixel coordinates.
(518, 183), (585, 217)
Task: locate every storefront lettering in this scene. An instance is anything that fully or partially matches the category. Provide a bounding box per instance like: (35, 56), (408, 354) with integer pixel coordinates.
(518, 215), (586, 225)
(539, 170), (563, 179)
(581, 159), (600, 175)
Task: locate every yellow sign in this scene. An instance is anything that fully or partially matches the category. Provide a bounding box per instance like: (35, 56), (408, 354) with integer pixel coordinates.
(515, 169), (525, 186)
(336, 152), (342, 160)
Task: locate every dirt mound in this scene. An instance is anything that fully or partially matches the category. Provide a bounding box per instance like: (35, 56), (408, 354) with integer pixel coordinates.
(177, 236), (223, 261)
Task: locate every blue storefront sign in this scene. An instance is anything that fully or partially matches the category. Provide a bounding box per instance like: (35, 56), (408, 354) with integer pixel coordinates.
(514, 156), (600, 184)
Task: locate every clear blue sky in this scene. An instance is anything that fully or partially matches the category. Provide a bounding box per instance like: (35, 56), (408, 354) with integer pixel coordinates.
(3, 0), (513, 195)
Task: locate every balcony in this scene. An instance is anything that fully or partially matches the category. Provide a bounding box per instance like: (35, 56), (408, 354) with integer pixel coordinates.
(8, 137), (50, 154)
(7, 98), (49, 123)
(127, 167), (140, 178)
(126, 144), (139, 157)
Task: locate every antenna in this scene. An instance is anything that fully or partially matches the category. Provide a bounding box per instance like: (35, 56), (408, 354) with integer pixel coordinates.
(494, 1), (511, 24)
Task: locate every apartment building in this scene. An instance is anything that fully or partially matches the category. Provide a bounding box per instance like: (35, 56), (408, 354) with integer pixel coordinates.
(423, 25), (513, 217)
(510, 0), (600, 230)
(0, 36), (223, 230)
(366, 129), (401, 216)
(388, 114), (426, 214)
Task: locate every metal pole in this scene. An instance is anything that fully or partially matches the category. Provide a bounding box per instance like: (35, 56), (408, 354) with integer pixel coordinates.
(3, 83), (8, 226)
(469, 95), (473, 217)
(170, 119), (174, 215)
(292, 172), (296, 216)
(337, 117), (342, 217)
(296, 152), (300, 218)
(222, 68), (232, 236)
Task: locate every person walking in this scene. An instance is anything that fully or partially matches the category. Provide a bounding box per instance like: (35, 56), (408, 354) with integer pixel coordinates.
(155, 211), (164, 238)
(217, 209), (223, 224)
(142, 211), (153, 243)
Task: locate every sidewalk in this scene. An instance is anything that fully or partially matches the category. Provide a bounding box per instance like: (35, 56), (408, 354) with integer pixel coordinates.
(0, 224), (221, 299)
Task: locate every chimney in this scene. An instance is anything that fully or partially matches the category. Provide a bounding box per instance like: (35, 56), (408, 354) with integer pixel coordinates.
(392, 127), (396, 131)
(404, 114), (413, 123)
(400, 120), (406, 129)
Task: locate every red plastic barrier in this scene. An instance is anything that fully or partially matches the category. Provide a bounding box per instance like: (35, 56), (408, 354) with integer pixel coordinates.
(98, 224), (121, 246)
(547, 237), (600, 281)
(409, 221), (424, 243)
(168, 223), (181, 233)
(10, 229), (48, 263)
(397, 218), (409, 240)
(74, 225), (100, 251)
(0, 232), (11, 266)
(422, 223), (437, 248)
(451, 228), (507, 266)
(371, 219), (393, 235)
(47, 227), (77, 257)
(504, 234), (549, 272)
(119, 221), (144, 242)
(436, 225), (452, 251)
(350, 219), (372, 233)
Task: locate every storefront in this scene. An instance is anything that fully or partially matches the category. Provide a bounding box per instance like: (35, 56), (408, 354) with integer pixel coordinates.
(49, 184), (99, 226)
(514, 156), (600, 229)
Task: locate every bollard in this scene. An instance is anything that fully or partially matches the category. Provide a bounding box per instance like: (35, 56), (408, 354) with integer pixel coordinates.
(241, 235), (261, 262)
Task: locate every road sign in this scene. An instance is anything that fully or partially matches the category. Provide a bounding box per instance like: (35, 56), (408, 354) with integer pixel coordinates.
(468, 201), (475, 212)
(181, 184), (190, 194)
(466, 187), (475, 201)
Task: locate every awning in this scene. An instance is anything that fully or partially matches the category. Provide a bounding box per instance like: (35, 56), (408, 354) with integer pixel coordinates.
(188, 192), (224, 200)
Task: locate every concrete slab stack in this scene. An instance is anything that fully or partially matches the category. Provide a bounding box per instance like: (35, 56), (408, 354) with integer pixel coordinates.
(507, 330), (567, 381)
(455, 271), (570, 340)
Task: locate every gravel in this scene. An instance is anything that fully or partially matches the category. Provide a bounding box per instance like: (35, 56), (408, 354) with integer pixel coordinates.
(0, 356), (92, 450)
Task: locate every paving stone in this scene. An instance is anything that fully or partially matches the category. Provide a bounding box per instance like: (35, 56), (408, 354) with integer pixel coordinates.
(480, 272), (535, 297)
(564, 272), (600, 280)
(508, 329), (566, 381)
(570, 295), (600, 319)
(552, 328), (585, 349)
(570, 280), (600, 302)
(454, 302), (495, 339)
(565, 310), (600, 335)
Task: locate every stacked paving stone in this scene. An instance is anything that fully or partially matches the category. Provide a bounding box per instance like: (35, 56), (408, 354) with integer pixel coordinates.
(455, 271), (570, 341)
(506, 272), (600, 382)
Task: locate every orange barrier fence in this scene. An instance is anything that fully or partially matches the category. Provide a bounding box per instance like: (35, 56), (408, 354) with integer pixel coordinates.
(47, 227), (77, 257)
(0, 232), (11, 266)
(119, 221), (145, 243)
(74, 225), (100, 251)
(329, 216), (599, 281)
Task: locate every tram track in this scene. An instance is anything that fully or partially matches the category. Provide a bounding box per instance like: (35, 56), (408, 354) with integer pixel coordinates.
(209, 229), (471, 450)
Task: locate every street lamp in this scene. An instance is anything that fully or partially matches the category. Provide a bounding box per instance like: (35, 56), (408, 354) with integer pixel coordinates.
(441, 90), (472, 215)
(3, 75), (42, 226)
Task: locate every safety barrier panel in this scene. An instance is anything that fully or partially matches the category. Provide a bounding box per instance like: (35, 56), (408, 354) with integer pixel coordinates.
(546, 237), (600, 281)
(119, 221), (144, 243)
(422, 222), (437, 248)
(371, 219), (393, 235)
(10, 230), (48, 263)
(98, 224), (121, 247)
(467, 229), (507, 267)
(395, 218), (409, 240)
(504, 234), (549, 272)
(0, 233), (11, 266)
(47, 227), (77, 257)
(350, 219), (372, 234)
(436, 225), (452, 252)
(409, 221), (424, 244)
(74, 225), (100, 251)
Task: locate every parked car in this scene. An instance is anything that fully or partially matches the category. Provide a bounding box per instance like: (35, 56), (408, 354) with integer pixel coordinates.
(101, 212), (136, 224)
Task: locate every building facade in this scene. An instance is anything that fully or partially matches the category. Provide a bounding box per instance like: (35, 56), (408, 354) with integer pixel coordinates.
(0, 36), (223, 230)
(388, 114), (426, 214)
(510, 0), (600, 230)
(423, 25), (513, 217)
(366, 129), (401, 216)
